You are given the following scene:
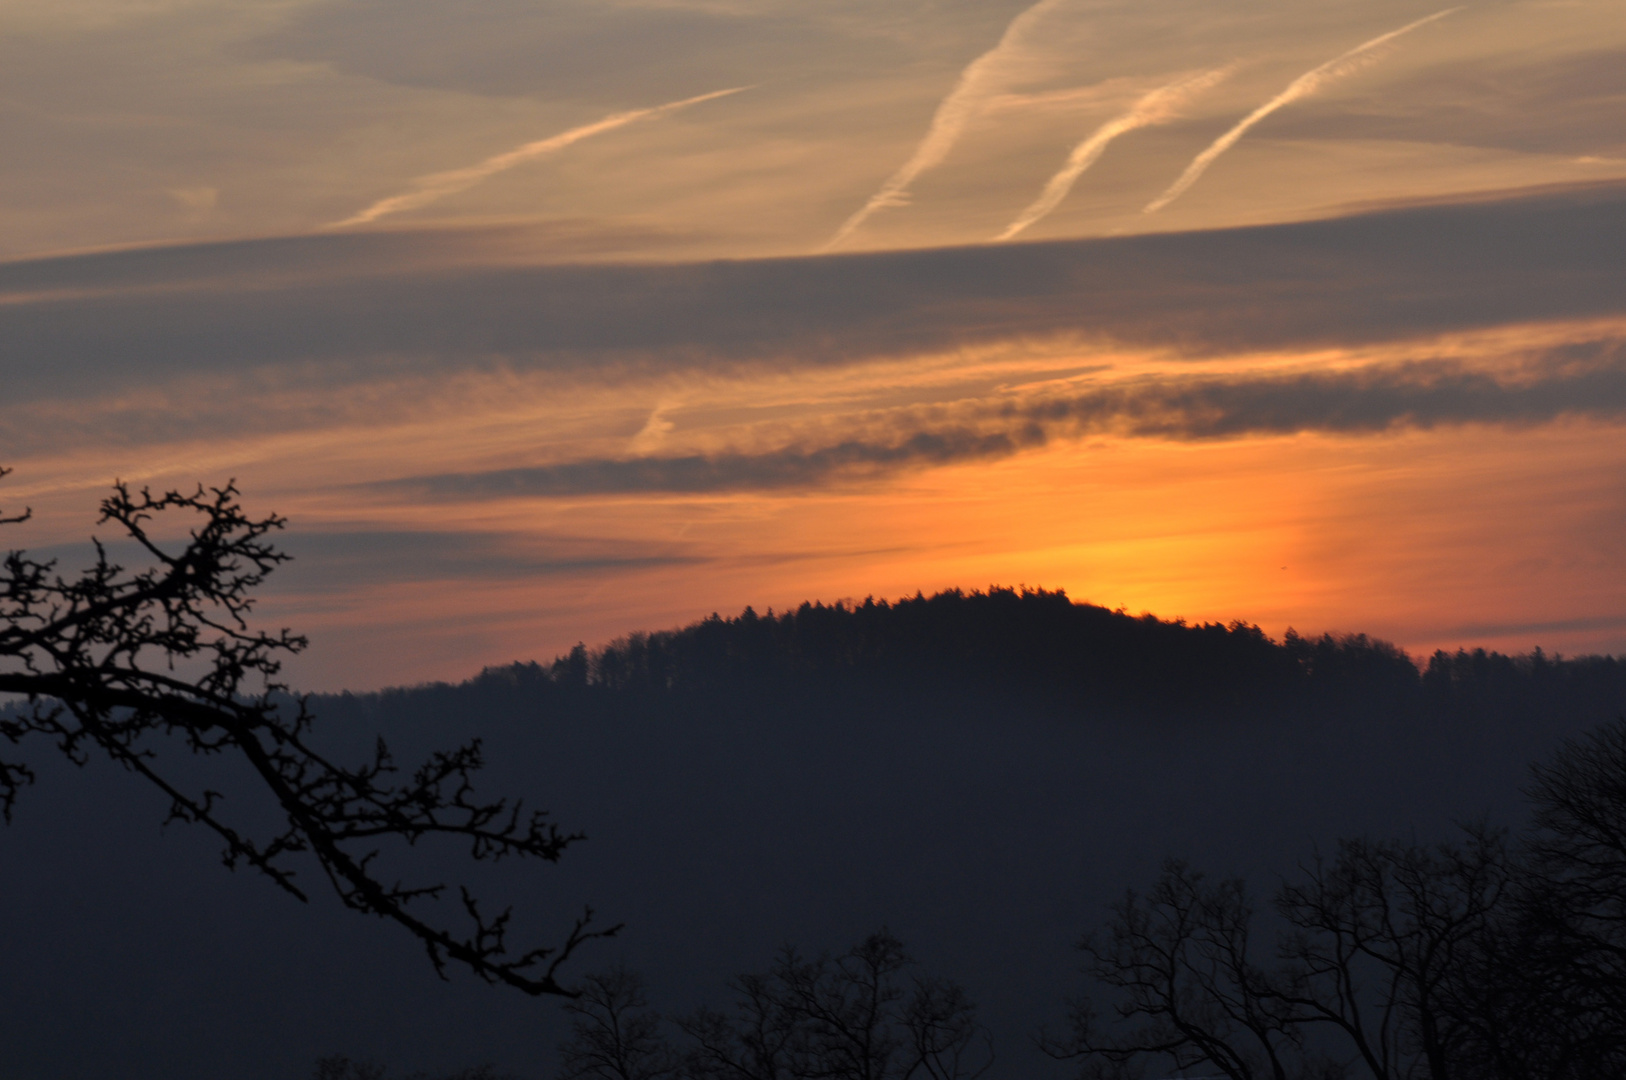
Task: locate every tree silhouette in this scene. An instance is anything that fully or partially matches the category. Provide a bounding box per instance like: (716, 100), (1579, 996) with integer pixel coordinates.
(1046, 723), (1626, 1080)
(1041, 861), (1305, 1080)
(0, 468), (612, 996)
(557, 966), (680, 1080)
(556, 931), (993, 1080)
(1503, 719), (1626, 1075)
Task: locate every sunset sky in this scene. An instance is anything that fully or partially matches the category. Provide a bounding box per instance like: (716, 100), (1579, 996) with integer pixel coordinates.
(3, 0), (1625, 690)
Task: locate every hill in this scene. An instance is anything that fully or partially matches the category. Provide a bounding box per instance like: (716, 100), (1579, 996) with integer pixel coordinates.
(375, 587), (1626, 733)
(3, 588), (1624, 1080)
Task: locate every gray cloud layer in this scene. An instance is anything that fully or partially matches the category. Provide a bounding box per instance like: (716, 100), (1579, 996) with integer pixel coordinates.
(381, 336), (1626, 497)
(31, 529), (702, 593)
(3, 181), (1625, 408)
(391, 429), (1036, 498)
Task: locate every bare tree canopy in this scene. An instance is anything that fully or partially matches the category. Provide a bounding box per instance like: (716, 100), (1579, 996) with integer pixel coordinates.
(1047, 722), (1626, 1080)
(556, 930), (993, 1080)
(0, 468), (613, 996)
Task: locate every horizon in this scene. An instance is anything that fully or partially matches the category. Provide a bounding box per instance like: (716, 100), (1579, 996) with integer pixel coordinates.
(335, 584), (1609, 696)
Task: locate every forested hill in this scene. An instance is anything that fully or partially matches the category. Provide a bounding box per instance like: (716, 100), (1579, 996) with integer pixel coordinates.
(357, 587), (1626, 727)
(277, 586), (1626, 1079)
(12, 588), (1626, 1080)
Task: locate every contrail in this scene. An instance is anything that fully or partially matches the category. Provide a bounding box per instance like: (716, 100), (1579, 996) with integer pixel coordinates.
(823, 0), (1067, 251)
(1143, 7), (1461, 215)
(995, 67), (1231, 242)
(331, 87), (749, 228)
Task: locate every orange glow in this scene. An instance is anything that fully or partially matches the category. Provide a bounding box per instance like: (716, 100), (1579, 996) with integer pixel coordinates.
(6, 221), (1625, 691)
(226, 415), (1626, 690)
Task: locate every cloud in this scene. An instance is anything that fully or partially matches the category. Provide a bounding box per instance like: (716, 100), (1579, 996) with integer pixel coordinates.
(332, 87), (748, 227)
(822, 0), (1067, 251)
(1145, 7), (1462, 214)
(380, 428), (1041, 497)
(31, 528), (703, 592)
(2, 181), (1624, 412)
(628, 402), (679, 454)
(166, 186), (219, 219)
(995, 67), (1231, 242)
(1033, 338), (1626, 439)
(982, 79), (1145, 115)
(0, 220), (698, 298)
(1429, 612), (1626, 642)
(1248, 47), (1626, 159)
(376, 334), (1626, 498)
(271, 529), (702, 588)
(245, 0), (891, 105)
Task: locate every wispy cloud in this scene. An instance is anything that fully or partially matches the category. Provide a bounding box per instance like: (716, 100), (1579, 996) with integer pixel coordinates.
(982, 79), (1144, 115)
(380, 428), (1039, 497)
(822, 0), (1067, 251)
(995, 68), (1232, 242)
(377, 336), (1626, 499)
(629, 401), (679, 454)
(330, 87), (748, 227)
(1144, 7), (1462, 215)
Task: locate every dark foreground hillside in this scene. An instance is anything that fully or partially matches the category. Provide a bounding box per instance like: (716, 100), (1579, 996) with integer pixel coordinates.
(2, 589), (1623, 1080)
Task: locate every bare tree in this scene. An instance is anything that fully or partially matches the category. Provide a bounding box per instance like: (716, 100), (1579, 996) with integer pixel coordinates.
(1507, 718), (1626, 1076)
(559, 967), (681, 1080)
(0, 469), (614, 996)
(312, 1055), (519, 1080)
(559, 931), (991, 1080)
(1040, 861), (1305, 1080)
(905, 974), (990, 1080)
(1273, 831), (1514, 1080)
(679, 961), (801, 1080)
(1528, 718), (1626, 969)
(679, 931), (991, 1080)
(1047, 736), (1626, 1080)
(1046, 834), (1525, 1080)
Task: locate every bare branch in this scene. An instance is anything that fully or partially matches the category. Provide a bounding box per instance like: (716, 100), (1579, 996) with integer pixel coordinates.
(0, 468), (613, 996)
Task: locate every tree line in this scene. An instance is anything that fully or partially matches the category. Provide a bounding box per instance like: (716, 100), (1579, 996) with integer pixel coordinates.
(435, 588), (1626, 732)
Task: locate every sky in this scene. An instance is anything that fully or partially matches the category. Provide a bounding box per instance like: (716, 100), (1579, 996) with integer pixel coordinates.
(2, 0), (1625, 690)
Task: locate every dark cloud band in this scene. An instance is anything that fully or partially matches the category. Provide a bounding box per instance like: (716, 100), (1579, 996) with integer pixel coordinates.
(3, 181), (1625, 405)
(379, 340), (1626, 497)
